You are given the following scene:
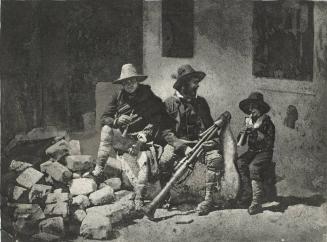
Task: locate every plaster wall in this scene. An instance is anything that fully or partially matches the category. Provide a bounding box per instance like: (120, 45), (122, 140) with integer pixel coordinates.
(143, 0), (327, 196)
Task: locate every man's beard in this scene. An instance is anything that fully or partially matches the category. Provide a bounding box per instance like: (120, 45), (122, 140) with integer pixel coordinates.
(183, 85), (198, 98)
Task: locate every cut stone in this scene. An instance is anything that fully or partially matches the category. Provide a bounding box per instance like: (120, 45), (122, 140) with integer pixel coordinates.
(45, 175), (54, 185)
(73, 209), (87, 223)
(39, 217), (65, 236)
(69, 140), (81, 155)
(46, 139), (70, 161)
(9, 160), (32, 172)
(69, 178), (97, 196)
(14, 217), (39, 236)
(45, 192), (70, 204)
(16, 168), (44, 189)
(89, 186), (115, 206)
(13, 204), (45, 235)
(80, 213), (112, 240)
(12, 186), (27, 201)
(44, 202), (69, 218)
(72, 195), (90, 209)
(41, 160), (72, 183)
(115, 190), (135, 201)
(14, 204), (45, 221)
(86, 199), (135, 224)
(29, 184), (52, 203)
(103, 178), (122, 191)
(73, 173), (81, 179)
(31, 232), (61, 242)
(65, 155), (93, 172)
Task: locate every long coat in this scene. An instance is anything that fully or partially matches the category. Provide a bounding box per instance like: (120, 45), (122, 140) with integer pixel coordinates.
(101, 84), (174, 145)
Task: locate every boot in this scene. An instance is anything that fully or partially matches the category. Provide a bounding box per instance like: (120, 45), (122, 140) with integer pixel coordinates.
(248, 180), (264, 215)
(197, 171), (217, 216)
(83, 140), (115, 183)
(83, 163), (105, 183)
(135, 184), (146, 212)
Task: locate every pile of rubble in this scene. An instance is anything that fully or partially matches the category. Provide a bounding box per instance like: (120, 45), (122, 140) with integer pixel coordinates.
(1, 137), (138, 241)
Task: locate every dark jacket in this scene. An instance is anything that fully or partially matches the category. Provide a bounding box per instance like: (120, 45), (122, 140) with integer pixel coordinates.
(164, 94), (214, 141)
(247, 114), (275, 152)
(101, 84), (175, 145)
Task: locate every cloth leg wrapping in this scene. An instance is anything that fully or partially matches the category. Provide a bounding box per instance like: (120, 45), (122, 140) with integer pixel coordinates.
(96, 125), (115, 168)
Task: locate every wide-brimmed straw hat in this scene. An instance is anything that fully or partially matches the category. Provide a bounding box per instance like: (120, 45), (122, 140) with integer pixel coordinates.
(172, 64), (206, 91)
(239, 92), (271, 115)
(113, 64), (147, 84)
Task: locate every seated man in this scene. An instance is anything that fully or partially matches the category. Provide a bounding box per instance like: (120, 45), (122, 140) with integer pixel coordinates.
(236, 92), (275, 215)
(85, 63), (174, 211)
(162, 64), (226, 216)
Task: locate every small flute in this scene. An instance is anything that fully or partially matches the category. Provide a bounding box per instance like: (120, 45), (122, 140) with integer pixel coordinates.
(237, 114), (252, 147)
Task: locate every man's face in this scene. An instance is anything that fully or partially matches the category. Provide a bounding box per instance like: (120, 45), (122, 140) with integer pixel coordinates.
(122, 78), (138, 93)
(182, 77), (200, 98)
(249, 103), (262, 119)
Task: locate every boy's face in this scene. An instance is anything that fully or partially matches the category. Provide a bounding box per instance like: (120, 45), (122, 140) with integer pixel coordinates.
(249, 103), (262, 119)
(122, 78), (138, 93)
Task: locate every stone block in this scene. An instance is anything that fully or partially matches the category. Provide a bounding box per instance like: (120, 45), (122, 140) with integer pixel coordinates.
(86, 199), (135, 224)
(45, 192), (70, 204)
(14, 217), (39, 236)
(69, 140), (81, 155)
(46, 139), (70, 161)
(29, 184), (52, 203)
(14, 204), (45, 221)
(12, 186), (27, 201)
(80, 213), (112, 240)
(103, 177), (122, 191)
(89, 186), (115, 206)
(13, 204), (45, 235)
(115, 190), (135, 201)
(69, 178), (97, 196)
(44, 202), (69, 218)
(41, 160), (72, 183)
(65, 155), (93, 172)
(72, 195), (90, 209)
(31, 232), (61, 242)
(73, 209), (87, 223)
(39, 217), (65, 236)
(9, 160), (32, 172)
(73, 173), (81, 179)
(16, 168), (44, 189)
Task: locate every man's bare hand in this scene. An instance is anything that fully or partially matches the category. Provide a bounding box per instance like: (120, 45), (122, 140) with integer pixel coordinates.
(117, 114), (133, 126)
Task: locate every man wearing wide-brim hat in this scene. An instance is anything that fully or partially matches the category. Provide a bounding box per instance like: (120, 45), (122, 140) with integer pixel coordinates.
(236, 92), (275, 215)
(161, 64), (229, 216)
(85, 63), (175, 212)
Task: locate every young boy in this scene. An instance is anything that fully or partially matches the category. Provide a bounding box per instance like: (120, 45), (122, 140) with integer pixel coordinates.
(236, 92), (275, 215)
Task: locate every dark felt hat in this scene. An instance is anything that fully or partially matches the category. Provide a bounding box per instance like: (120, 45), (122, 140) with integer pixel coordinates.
(172, 64), (206, 91)
(239, 92), (271, 115)
(113, 64), (147, 84)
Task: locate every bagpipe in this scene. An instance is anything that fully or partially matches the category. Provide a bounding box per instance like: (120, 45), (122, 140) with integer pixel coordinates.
(143, 111), (240, 218)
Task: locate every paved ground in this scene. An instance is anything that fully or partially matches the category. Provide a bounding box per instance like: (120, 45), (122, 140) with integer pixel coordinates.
(71, 196), (327, 242)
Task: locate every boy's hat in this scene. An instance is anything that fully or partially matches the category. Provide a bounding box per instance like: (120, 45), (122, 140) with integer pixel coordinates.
(239, 92), (270, 114)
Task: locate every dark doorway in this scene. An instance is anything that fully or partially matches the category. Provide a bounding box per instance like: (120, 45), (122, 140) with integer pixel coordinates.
(1, 0), (143, 146)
